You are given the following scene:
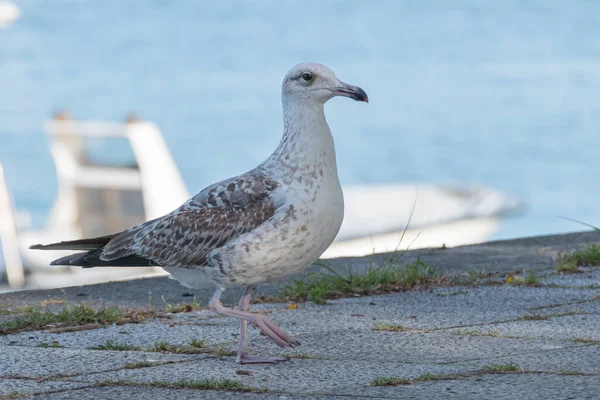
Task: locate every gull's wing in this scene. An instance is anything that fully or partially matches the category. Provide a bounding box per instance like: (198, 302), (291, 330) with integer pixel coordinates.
(31, 172), (280, 268)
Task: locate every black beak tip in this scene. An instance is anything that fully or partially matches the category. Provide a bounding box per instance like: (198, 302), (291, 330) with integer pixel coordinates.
(353, 87), (369, 103)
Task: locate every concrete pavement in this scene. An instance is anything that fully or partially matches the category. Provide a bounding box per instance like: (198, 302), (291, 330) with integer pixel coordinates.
(0, 231), (599, 399)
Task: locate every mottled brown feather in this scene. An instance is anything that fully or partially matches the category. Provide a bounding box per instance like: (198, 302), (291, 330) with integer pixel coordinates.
(99, 172), (279, 268)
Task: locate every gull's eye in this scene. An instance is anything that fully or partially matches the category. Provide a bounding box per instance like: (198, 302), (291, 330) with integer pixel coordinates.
(301, 72), (313, 82)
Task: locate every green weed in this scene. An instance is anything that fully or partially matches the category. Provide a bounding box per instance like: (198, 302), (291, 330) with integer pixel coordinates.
(369, 376), (411, 386)
(0, 304), (122, 335)
(278, 257), (437, 305)
(483, 363), (521, 373)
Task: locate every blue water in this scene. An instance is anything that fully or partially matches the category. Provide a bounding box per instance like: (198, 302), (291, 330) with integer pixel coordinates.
(1, 0), (599, 242)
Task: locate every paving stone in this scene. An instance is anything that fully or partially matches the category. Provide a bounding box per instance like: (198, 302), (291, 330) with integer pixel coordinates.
(0, 346), (190, 379)
(0, 379), (86, 397)
(446, 313), (600, 342)
(457, 345), (600, 374)
(353, 373), (600, 400)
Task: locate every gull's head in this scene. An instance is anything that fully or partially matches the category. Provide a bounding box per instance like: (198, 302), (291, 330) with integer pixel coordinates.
(282, 62), (368, 106)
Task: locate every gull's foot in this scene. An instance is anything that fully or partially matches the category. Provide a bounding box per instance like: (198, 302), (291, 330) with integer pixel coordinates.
(250, 316), (300, 348)
(237, 352), (290, 364)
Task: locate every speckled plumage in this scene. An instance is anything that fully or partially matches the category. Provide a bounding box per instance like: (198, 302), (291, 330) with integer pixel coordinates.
(101, 173), (280, 278)
(32, 62), (368, 363)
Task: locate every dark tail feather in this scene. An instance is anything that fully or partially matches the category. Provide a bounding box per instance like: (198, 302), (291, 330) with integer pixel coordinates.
(50, 251), (154, 268)
(31, 234), (154, 268)
(30, 235), (114, 251)
(49, 253), (89, 266)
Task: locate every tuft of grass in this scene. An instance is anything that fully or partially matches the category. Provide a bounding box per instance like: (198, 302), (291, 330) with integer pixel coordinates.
(152, 340), (176, 352)
(0, 304), (123, 335)
(453, 329), (500, 337)
(399, 258), (438, 286)
(557, 245), (600, 273)
(151, 340), (233, 356)
(208, 344), (236, 357)
(97, 378), (264, 392)
(89, 340), (142, 351)
(556, 259), (579, 273)
(372, 322), (407, 332)
(3, 392), (27, 399)
(483, 363), (521, 373)
(124, 361), (155, 369)
(556, 369), (583, 375)
(281, 352), (312, 359)
(518, 310), (584, 320)
(414, 373), (438, 382)
(568, 245), (600, 266)
(519, 313), (550, 321)
(524, 271), (540, 286)
(573, 338), (600, 345)
(467, 268), (488, 281)
(36, 341), (64, 348)
(505, 271), (541, 286)
(188, 338), (206, 348)
(157, 379), (260, 392)
(369, 376), (411, 386)
(162, 296), (201, 313)
(452, 268), (491, 285)
(278, 257), (438, 305)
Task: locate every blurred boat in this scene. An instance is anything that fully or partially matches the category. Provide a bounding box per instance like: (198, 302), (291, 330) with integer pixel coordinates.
(323, 184), (521, 258)
(0, 1), (20, 28)
(1, 115), (522, 290)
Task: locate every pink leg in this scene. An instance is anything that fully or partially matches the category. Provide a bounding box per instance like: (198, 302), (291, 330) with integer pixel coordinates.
(236, 286), (289, 364)
(237, 287), (251, 356)
(209, 286), (294, 364)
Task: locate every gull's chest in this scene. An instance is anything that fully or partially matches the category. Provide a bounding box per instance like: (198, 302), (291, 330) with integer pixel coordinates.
(210, 171), (344, 286)
(273, 170), (344, 251)
(283, 173), (344, 233)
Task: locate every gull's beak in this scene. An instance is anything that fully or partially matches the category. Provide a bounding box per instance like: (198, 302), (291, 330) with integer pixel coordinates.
(334, 82), (369, 103)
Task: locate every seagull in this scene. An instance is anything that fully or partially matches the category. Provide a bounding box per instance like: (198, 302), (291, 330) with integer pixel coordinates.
(31, 62), (368, 364)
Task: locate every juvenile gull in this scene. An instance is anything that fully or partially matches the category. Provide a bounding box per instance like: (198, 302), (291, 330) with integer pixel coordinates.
(31, 62), (368, 364)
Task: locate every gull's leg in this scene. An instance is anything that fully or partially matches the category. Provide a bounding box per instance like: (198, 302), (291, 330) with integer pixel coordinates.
(237, 286), (251, 357)
(208, 287), (298, 352)
(235, 285), (289, 364)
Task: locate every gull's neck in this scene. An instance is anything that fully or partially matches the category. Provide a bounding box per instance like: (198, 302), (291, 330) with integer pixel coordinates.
(266, 99), (339, 177)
